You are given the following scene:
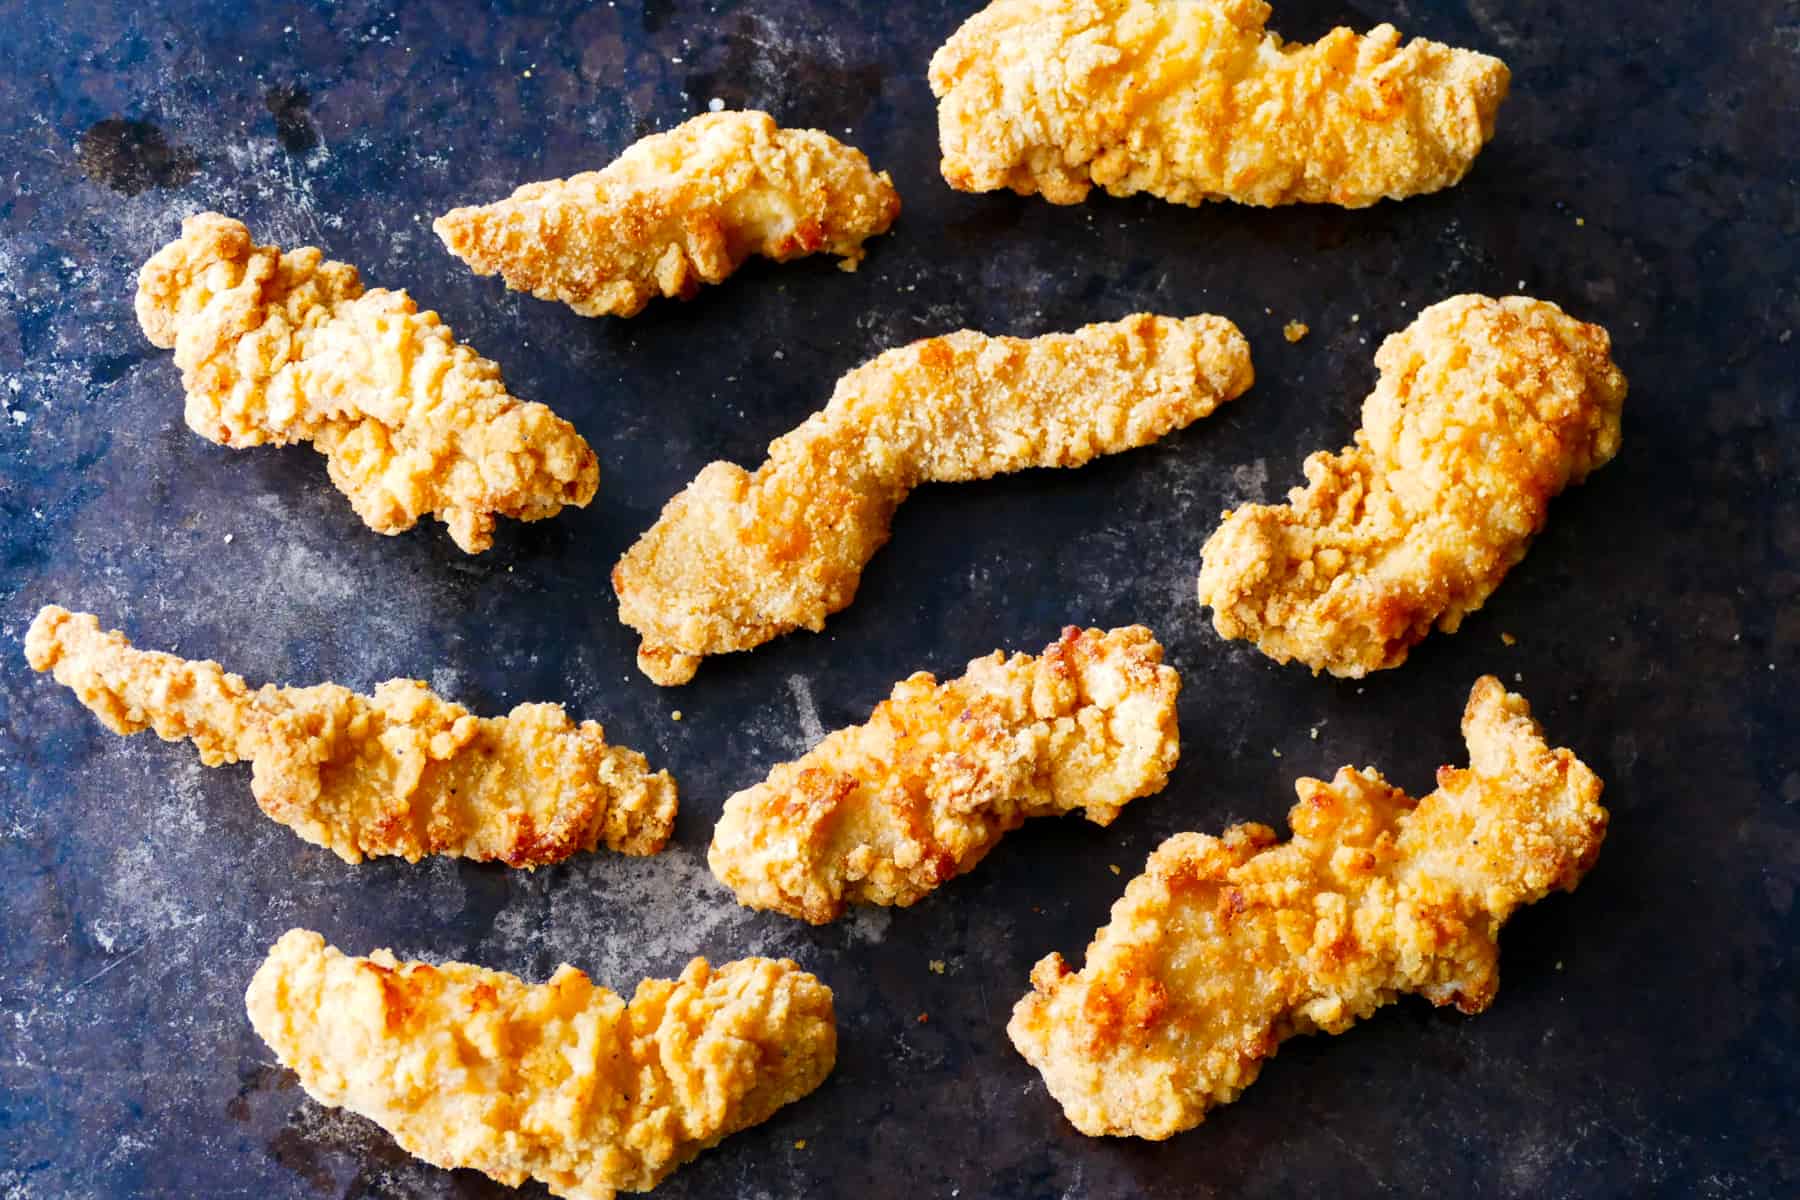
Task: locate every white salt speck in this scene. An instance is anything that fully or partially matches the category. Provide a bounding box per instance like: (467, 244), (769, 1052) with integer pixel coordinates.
(11, 409), (27, 424)
(671, 56), (682, 63)
(222, 534), (233, 544)
(773, 350), (785, 360)
(708, 97), (725, 112)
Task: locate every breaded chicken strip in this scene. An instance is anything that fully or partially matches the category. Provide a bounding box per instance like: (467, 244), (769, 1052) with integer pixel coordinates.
(710, 626), (1180, 923)
(615, 314), (1253, 684)
(1198, 295), (1627, 677)
(137, 212), (598, 553)
(1009, 676), (1606, 1138)
(435, 111), (900, 318)
(930, 0), (1510, 208)
(24, 606), (674, 866)
(247, 929), (835, 1199)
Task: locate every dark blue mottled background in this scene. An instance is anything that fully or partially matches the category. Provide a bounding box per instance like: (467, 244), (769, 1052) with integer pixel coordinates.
(1, 2), (1794, 1196)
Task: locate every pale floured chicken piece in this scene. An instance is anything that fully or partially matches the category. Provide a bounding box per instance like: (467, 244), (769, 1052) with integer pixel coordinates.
(435, 111), (901, 318)
(247, 929), (835, 1199)
(1197, 295), (1627, 677)
(1009, 676), (1606, 1138)
(710, 626), (1180, 923)
(930, 0), (1510, 208)
(615, 313), (1253, 684)
(136, 212), (598, 553)
(24, 606), (675, 866)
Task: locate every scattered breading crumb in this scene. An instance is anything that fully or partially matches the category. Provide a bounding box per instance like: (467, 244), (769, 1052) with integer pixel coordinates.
(928, 959), (946, 975)
(671, 710), (683, 721)
(1283, 320), (1309, 343)
(794, 1139), (807, 1150)
(1272, 748), (1282, 758)
(917, 1012), (930, 1024)
(1310, 726), (1320, 739)
(1108, 864), (1121, 875)
(1501, 632), (1517, 646)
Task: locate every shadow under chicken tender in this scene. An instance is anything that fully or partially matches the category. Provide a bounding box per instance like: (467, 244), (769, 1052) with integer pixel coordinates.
(247, 929), (836, 1200)
(1009, 676), (1607, 1139)
(435, 111), (900, 318)
(710, 626), (1180, 924)
(137, 212), (598, 553)
(24, 606), (675, 866)
(930, 0), (1509, 208)
(1197, 295), (1627, 677)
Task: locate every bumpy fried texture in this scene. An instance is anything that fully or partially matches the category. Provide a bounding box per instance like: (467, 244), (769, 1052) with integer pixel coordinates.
(710, 626), (1181, 924)
(24, 606), (675, 866)
(435, 111), (901, 318)
(136, 212), (598, 553)
(930, 0), (1510, 208)
(614, 313), (1253, 684)
(1197, 295), (1627, 677)
(1009, 677), (1606, 1139)
(247, 929), (835, 1200)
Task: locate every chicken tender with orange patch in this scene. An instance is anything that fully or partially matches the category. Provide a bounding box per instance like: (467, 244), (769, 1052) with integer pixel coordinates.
(711, 626), (1180, 923)
(1198, 295), (1627, 677)
(1009, 676), (1607, 1138)
(25, 606), (674, 866)
(247, 929), (835, 1200)
(615, 313), (1253, 685)
(137, 212), (597, 552)
(930, 0), (1510, 208)
(435, 111), (900, 318)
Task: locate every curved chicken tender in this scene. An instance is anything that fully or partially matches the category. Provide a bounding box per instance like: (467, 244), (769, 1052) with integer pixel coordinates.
(615, 313), (1253, 685)
(247, 929), (835, 1200)
(1009, 676), (1606, 1139)
(435, 111), (900, 318)
(930, 0), (1510, 208)
(710, 626), (1180, 923)
(137, 212), (598, 553)
(1198, 295), (1627, 677)
(24, 606), (675, 866)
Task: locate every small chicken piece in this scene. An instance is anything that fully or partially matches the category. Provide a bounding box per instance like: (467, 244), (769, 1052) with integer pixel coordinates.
(710, 626), (1180, 924)
(24, 606), (675, 866)
(615, 313), (1253, 684)
(1009, 676), (1606, 1138)
(137, 212), (598, 553)
(1197, 295), (1627, 677)
(247, 929), (836, 1199)
(435, 111), (901, 318)
(930, 0), (1510, 208)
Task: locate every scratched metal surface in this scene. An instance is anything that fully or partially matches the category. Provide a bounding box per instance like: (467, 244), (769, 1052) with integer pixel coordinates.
(0, 1), (1795, 1197)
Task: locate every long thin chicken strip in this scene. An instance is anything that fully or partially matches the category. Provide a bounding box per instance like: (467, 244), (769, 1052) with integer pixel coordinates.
(137, 212), (598, 553)
(1197, 295), (1627, 677)
(1009, 676), (1606, 1138)
(614, 313), (1253, 685)
(247, 929), (835, 1199)
(435, 111), (901, 318)
(24, 606), (675, 866)
(930, 0), (1510, 208)
(710, 626), (1180, 924)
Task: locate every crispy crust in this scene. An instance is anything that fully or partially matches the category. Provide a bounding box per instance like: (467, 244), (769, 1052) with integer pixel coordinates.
(709, 626), (1181, 923)
(24, 606), (676, 866)
(1197, 295), (1628, 676)
(930, 0), (1509, 208)
(1008, 676), (1607, 1138)
(247, 930), (836, 1199)
(136, 212), (598, 553)
(435, 111), (900, 318)
(613, 313), (1253, 684)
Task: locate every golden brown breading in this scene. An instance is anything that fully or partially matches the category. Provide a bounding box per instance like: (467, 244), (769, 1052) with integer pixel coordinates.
(435, 111), (901, 318)
(136, 212), (598, 553)
(246, 929), (835, 1200)
(930, 0), (1510, 208)
(710, 626), (1181, 924)
(1009, 676), (1606, 1139)
(1197, 295), (1627, 677)
(614, 313), (1253, 685)
(24, 606), (675, 866)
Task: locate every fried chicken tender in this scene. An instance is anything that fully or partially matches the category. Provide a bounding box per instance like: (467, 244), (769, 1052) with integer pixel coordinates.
(614, 313), (1253, 684)
(710, 626), (1180, 924)
(434, 111), (901, 318)
(930, 0), (1510, 208)
(136, 212), (598, 553)
(1009, 676), (1606, 1138)
(1197, 295), (1628, 677)
(247, 929), (835, 1199)
(24, 606), (675, 866)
